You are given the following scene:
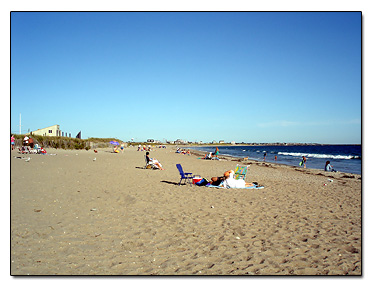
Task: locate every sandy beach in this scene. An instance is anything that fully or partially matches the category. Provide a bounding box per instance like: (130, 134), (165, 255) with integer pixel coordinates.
(10, 146), (361, 275)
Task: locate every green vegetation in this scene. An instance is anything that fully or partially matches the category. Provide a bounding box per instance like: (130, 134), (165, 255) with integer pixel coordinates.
(87, 137), (123, 143)
(11, 134), (124, 150)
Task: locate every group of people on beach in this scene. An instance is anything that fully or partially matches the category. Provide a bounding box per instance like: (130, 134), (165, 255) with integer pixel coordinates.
(11, 134), (35, 149)
(300, 156), (336, 172)
(202, 147), (220, 160)
(138, 144), (151, 151)
(11, 134), (47, 154)
(142, 144), (338, 175)
(144, 146), (257, 188)
(175, 148), (191, 155)
(113, 143), (126, 153)
(263, 153), (336, 172)
(143, 148), (257, 187)
(12, 134), (339, 174)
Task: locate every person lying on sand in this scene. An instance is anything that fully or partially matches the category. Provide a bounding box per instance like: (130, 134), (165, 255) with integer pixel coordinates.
(204, 152), (212, 159)
(203, 152), (219, 160)
(222, 170), (255, 188)
(210, 176), (225, 186)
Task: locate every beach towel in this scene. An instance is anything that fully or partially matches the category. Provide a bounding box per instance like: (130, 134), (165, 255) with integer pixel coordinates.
(205, 181), (264, 189)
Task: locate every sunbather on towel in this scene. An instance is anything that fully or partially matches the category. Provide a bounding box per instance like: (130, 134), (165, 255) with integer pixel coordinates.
(204, 152), (212, 159)
(222, 170), (254, 188)
(210, 176), (225, 186)
(146, 152), (164, 170)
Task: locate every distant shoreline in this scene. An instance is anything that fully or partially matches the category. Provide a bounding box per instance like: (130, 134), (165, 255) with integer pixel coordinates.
(184, 144), (361, 176)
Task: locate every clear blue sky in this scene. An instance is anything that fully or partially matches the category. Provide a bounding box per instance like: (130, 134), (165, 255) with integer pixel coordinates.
(11, 12), (361, 144)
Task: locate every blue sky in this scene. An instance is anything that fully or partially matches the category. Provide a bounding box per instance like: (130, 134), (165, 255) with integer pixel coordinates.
(11, 12), (361, 144)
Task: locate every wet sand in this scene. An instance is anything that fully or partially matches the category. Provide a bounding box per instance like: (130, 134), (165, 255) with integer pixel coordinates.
(10, 146), (361, 275)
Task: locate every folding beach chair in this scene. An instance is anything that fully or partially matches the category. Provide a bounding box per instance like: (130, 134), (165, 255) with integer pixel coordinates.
(176, 164), (201, 186)
(145, 155), (159, 169)
(234, 164), (249, 180)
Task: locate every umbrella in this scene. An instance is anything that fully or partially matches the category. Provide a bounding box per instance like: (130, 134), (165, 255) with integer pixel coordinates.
(110, 141), (119, 145)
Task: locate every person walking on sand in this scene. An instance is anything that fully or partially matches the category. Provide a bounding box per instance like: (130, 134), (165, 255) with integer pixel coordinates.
(11, 135), (15, 150)
(302, 156), (307, 168)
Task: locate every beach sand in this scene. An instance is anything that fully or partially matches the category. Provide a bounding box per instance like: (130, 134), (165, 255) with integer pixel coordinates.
(10, 146), (361, 275)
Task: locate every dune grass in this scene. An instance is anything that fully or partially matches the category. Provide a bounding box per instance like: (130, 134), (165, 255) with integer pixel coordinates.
(11, 134), (124, 150)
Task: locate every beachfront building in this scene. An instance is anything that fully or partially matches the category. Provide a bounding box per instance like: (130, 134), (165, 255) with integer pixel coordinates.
(174, 139), (187, 145)
(31, 125), (62, 137)
(146, 139), (162, 144)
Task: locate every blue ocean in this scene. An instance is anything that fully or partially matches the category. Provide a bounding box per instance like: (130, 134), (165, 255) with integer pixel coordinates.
(188, 145), (361, 175)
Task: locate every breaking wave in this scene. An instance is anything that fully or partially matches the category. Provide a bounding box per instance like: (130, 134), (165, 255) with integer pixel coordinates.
(278, 152), (360, 160)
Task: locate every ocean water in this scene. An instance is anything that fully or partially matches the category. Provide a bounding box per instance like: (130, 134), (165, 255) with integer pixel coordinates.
(188, 145), (361, 175)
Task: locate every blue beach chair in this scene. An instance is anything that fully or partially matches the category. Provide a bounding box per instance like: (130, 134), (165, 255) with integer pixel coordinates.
(176, 164), (200, 186)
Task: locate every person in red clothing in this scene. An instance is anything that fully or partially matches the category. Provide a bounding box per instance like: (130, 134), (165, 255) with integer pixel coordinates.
(28, 137), (34, 149)
(11, 135), (15, 150)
